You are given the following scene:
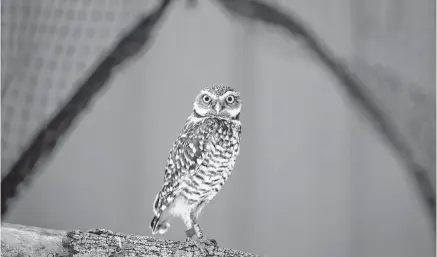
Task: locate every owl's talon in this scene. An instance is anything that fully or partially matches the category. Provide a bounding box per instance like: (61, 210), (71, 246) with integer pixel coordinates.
(183, 237), (218, 256)
(207, 239), (218, 247)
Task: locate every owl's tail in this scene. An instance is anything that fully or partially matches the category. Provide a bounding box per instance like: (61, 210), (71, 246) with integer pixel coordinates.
(151, 192), (171, 234)
(150, 214), (170, 235)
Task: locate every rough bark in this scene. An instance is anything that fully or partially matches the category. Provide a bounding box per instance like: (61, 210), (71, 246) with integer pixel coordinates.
(1, 223), (260, 257)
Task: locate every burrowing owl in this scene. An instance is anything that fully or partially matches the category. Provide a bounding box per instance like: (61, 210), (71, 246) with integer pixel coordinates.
(150, 85), (242, 251)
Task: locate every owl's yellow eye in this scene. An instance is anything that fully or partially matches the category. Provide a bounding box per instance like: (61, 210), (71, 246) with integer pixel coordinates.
(226, 95), (235, 104)
(202, 95), (211, 103)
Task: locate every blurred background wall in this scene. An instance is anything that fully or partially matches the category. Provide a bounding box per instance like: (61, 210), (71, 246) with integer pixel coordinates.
(2, 1), (435, 257)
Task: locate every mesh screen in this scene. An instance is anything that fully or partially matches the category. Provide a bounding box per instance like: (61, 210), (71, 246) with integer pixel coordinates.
(1, 0), (157, 175)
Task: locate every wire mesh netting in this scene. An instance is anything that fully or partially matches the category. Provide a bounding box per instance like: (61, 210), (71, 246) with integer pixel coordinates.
(1, 0), (160, 176)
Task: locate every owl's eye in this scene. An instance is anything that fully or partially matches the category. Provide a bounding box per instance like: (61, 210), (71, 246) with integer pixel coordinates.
(226, 95), (235, 104)
(202, 95), (211, 103)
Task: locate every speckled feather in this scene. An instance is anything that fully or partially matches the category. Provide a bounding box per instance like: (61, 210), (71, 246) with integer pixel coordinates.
(204, 85), (235, 96)
(154, 118), (241, 214)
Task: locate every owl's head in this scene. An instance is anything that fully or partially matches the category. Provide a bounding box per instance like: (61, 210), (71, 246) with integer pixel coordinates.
(193, 85), (241, 120)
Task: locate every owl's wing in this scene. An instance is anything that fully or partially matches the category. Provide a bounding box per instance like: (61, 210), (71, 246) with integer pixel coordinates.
(153, 119), (214, 215)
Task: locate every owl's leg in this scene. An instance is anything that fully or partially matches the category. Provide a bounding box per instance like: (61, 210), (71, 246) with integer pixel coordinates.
(191, 200), (218, 245)
(182, 203), (217, 256)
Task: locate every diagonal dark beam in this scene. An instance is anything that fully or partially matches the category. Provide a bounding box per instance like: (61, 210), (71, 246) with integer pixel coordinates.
(1, 0), (174, 217)
(215, 0), (435, 228)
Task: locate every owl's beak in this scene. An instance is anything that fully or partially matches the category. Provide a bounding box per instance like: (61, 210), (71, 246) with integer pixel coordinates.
(214, 103), (222, 113)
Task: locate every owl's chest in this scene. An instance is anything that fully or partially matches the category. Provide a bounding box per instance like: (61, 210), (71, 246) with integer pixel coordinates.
(200, 121), (240, 176)
(179, 119), (241, 202)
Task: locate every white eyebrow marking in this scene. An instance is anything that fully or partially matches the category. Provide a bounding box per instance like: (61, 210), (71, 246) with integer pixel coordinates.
(219, 91), (239, 100)
(199, 90), (218, 99)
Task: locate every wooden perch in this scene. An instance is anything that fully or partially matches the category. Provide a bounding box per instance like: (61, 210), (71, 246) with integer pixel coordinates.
(1, 223), (260, 257)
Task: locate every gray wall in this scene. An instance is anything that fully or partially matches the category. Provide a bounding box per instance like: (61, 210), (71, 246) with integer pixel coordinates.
(349, 0), (435, 256)
(2, 1), (435, 257)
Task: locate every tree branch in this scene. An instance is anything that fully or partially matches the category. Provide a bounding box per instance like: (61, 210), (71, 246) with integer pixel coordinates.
(215, 0), (436, 227)
(1, 0), (174, 217)
(1, 223), (260, 257)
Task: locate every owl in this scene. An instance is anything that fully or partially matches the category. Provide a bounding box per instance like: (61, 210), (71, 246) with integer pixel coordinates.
(150, 85), (242, 252)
